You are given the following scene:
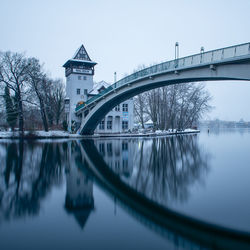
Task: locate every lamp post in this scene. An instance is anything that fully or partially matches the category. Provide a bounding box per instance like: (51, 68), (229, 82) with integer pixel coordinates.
(114, 72), (117, 83)
(175, 42), (179, 60)
(175, 42), (179, 68)
(64, 97), (71, 132)
(200, 46), (205, 63)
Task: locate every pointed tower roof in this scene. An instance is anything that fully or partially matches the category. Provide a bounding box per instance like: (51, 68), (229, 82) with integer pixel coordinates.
(63, 44), (97, 68)
(73, 45), (91, 61)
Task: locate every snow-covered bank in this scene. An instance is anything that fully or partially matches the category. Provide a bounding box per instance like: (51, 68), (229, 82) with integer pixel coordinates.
(0, 130), (85, 139)
(97, 129), (200, 138)
(0, 129), (200, 139)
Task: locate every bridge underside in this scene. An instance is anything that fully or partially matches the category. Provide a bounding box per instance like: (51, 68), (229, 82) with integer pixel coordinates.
(78, 61), (250, 135)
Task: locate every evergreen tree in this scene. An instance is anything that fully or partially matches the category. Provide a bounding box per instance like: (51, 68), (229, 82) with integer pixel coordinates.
(3, 86), (17, 130)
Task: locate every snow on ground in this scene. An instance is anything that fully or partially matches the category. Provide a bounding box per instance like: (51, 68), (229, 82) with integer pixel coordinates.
(0, 130), (73, 138)
(0, 129), (200, 139)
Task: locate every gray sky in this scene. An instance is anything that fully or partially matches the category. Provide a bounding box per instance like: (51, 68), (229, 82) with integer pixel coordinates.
(1, 0), (250, 121)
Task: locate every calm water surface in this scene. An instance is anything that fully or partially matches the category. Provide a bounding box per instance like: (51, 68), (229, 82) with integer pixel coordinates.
(0, 129), (250, 249)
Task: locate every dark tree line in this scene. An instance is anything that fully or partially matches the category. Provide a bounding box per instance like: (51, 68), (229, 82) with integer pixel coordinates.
(0, 51), (65, 132)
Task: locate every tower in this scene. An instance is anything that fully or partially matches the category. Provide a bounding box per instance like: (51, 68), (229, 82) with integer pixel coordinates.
(63, 45), (97, 132)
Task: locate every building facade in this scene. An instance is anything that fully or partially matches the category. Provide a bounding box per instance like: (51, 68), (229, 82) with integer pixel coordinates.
(63, 45), (134, 133)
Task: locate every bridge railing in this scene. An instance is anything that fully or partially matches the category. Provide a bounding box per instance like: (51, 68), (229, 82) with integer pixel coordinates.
(76, 42), (250, 112)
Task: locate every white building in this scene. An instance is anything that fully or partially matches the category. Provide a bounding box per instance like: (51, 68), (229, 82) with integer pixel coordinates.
(63, 45), (134, 133)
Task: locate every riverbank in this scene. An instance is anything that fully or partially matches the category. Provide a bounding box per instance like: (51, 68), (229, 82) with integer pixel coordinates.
(97, 129), (200, 138)
(0, 129), (200, 139)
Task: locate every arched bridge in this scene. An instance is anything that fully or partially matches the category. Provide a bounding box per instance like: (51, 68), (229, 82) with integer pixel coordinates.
(76, 42), (250, 135)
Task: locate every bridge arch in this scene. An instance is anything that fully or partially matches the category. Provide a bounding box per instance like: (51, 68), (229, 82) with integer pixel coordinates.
(76, 43), (250, 135)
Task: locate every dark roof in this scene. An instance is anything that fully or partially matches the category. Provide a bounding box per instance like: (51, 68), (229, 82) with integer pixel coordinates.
(63, 44), (97, 68)
(73, 44), (91, 61)
(63, 59), (97, 68)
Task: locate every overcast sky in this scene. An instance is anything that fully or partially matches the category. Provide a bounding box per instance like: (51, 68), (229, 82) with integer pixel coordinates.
(1, 0), (250, 121)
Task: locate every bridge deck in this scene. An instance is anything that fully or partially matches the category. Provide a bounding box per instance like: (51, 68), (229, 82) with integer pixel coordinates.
(76, 42), (250, 113)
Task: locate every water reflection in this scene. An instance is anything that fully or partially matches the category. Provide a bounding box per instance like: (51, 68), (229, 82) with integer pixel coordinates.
(204, 127), (250, 135)
(0, 140), (95, 229)
(65, 141), (94, 229)
(94, 135), (210, 207)
(0, 141), (64, 221)
(0, 137), (250, 249)
(81, 136), (250, 249)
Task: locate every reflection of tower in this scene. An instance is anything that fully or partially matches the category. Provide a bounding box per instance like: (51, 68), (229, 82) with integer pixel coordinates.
(65, 145), (94, 229)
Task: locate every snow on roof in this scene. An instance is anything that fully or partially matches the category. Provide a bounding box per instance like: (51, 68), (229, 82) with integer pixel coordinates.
(62, 58), (97, 68)
(145, 119), (153, 124)
(89, 81), (111, 95)
(67, 58), (97, 64)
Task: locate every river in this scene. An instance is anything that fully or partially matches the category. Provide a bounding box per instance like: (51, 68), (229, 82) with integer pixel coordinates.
(0, 129), (250, 249)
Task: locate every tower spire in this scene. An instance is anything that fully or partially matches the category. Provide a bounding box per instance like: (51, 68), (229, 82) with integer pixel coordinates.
(73, 44), (91, 61)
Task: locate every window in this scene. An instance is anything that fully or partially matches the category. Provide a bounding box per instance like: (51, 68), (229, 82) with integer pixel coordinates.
(115, 105), (120, 111)
(84, 89), (88, 95)
(107, 117), (112, 130)
(122, 159), (128, 169)
(107, 120), (112, 130)
(99, 143), (105, 155)
(122, 103), (128, 112)
(122, 142), (128, 151)
(83, 76), (87, 80)
(78, 76), (82, 80)
(122, 121), (128, 130)
(99, 119), (105, 130)
(76, 88), (80, 95)
(107, 143), (113, 156)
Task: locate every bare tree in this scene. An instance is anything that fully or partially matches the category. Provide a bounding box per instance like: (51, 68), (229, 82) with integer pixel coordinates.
(175, 83), (212, 129)
(0, 51), (32, 134)
(51, 79), (65, 126)
(27, 71), (65, 130)
(134, 82), (212, 130)
(145, 89), (159, 130)
(26, 57), (49, 131)
(0, 51), (66, 132)
(134, 93), (149, 128)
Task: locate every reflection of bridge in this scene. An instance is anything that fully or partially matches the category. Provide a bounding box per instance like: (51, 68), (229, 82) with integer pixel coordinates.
(79, 139), (250, 249)
(77, 43), (250, 134)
